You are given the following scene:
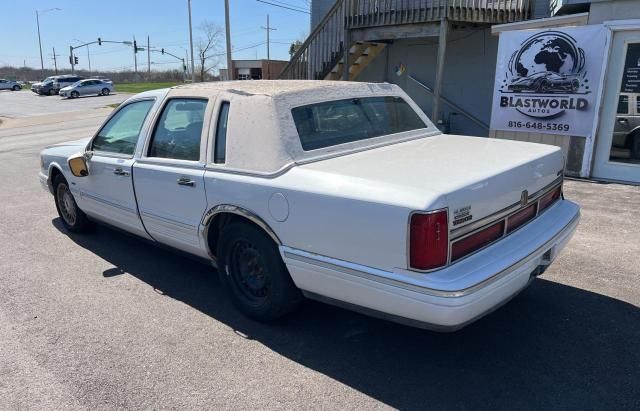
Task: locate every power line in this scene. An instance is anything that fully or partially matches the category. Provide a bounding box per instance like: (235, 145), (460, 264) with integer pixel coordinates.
(256, 0), (310, 14)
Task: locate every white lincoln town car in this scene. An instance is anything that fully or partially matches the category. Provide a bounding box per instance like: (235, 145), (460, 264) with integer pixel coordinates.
(39, 81), (580, 331)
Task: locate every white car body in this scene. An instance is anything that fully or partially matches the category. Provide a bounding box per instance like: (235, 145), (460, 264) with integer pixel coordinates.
(39, 81), (580, 330)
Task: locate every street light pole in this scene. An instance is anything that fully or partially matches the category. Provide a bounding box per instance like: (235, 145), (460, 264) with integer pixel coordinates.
(188, 0), (195, 82)
(74, 39), (92, 76)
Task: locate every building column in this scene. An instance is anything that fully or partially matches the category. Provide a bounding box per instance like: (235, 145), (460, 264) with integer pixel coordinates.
(342, 27), (351, 81)
(432, 18), (449, 123)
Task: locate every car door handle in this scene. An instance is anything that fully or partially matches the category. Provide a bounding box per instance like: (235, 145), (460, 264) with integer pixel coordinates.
(618, 118), (628, 123)
(177, 177), (195, 186)
(113, 168), (129, 176)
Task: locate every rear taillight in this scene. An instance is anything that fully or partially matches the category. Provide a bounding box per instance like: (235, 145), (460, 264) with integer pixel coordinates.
(409, 210), (448, 270)
(539, 186), (561, 211)
(506, 203), (536, 233)
(451, 221), (504, 262)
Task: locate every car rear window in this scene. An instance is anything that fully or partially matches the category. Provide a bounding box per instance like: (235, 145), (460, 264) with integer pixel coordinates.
(291, 96), (427, 151)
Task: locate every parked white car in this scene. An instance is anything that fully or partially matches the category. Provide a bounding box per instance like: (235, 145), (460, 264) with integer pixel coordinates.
(39, 81), (580, 330)
(59, 79), (113, 98)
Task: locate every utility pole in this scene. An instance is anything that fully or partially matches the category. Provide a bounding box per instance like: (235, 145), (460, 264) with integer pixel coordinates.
(224, 0), (233, 81)
(51, 47), (59, 74)
(36, 11), (44, 74)
(35, 8), (61, 77)
(188, 0), (195, 82)
(261, 14), (277, 79)
(147, 35), (151, 75)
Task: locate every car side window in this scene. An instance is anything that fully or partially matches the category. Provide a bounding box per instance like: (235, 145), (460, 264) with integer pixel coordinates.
(91, 100), (155, 155)
(214, 102), (230, 164)
(148, 98), (207, 161)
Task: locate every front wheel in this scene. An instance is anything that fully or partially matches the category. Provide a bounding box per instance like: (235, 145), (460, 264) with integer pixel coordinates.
(70, 91), (79, 99)
(217, 222), (302, 321)
(53, 174), (92, 233)
(12, 85), (20, 91)
(101, 88), (110, 96)
(49, 89), (57, 96)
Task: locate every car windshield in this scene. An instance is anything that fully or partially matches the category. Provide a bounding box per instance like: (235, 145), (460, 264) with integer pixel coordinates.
(291, 96), (427, 151)
(72, 81), (82, 87)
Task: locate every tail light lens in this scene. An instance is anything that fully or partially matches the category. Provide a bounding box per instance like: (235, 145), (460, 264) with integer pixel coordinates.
(539, 186), (561, 211)
(451, 221), (505, 262)
(409, 210), (448, 270)
(506, 203), (536, 233)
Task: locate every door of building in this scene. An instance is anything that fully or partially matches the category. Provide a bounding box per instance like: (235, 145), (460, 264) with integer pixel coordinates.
(593, 29), (640, 183)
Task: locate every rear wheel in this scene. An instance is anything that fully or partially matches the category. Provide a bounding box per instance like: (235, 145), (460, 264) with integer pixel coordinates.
(217, 222), (302, 321)
(101, 88), (110, 96)
(53, 174), (92, 233)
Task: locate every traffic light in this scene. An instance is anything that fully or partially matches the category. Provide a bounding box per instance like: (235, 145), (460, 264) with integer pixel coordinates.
(161, 48), (165, 55)
(97, 37), (102, 46)
(74, 56), (79, 64)
(133, 40), (138, 53)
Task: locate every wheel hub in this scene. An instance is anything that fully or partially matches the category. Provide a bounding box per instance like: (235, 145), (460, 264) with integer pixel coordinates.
(230, 240), (270, 300)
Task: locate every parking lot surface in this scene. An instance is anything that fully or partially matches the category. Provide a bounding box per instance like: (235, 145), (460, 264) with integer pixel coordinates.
(0, 93), (639, 409)
(0, 89), (129, 118)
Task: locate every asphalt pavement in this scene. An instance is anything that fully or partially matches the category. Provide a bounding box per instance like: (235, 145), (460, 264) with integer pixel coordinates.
(0, 88), (129, 118)
(0, 93), (638, 409)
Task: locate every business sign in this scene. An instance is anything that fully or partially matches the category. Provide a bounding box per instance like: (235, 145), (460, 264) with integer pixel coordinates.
(490, 26), (607, 137)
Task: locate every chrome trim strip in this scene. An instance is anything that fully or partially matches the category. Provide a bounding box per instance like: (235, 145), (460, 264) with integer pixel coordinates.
(200, 204), (282, 260)
(284, 211), (579, 299)
(450, 176), (563, 240)
(140, 210), (197, 231)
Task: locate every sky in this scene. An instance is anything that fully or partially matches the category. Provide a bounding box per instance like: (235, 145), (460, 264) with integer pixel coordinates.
(0, 0), (311, 73)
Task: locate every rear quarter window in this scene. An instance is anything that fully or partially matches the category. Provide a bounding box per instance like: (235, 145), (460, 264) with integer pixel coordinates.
(291, 96), (427, 151)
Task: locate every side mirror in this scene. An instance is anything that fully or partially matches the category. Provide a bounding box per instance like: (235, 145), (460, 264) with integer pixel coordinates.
(68, 152), (89, 177)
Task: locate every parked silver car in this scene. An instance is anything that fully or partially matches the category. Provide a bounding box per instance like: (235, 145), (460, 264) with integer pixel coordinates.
(0, 79), (22, 91)
(59, 79), (114, 99)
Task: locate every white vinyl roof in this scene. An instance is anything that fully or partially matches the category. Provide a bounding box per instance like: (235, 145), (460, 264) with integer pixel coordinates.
(164, 81), (439, 176)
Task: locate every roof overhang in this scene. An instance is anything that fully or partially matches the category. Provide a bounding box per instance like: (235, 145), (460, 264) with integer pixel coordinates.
(491, 12), (590, 36)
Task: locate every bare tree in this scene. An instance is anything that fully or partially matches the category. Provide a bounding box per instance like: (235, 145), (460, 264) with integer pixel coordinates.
(197, 20), (223, 82)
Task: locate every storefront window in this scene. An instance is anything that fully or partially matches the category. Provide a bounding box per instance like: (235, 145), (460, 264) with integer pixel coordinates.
(609, 43), (640, 164)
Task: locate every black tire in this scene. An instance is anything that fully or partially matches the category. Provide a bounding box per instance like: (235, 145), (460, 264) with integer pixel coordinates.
(71, 91), (79, 99)
(217, 222), (302, 321)
(631, 134), (640, 160)
(12, 85), (20, 91)
(53, 174), (92, 233)
(49, 89), (56, 96)
(101, 88), (110, 96)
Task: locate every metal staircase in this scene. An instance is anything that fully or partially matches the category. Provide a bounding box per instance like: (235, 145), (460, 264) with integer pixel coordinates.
(279, 0), (532, 80)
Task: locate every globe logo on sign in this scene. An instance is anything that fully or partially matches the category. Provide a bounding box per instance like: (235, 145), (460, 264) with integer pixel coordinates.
(503, 31), (586, 95)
